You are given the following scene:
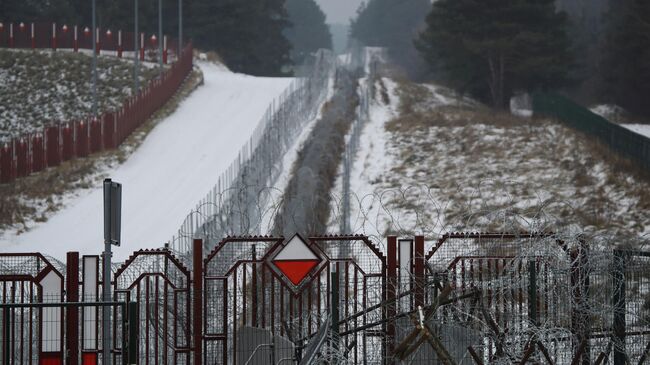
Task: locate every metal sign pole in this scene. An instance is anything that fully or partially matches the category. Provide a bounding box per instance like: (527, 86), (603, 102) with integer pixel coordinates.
(103, 179), (122, 365)
(103, 179), (112, 365)
(92, 0), (98, 117)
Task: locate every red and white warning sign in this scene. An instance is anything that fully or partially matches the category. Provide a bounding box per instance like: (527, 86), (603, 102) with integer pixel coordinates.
(271, 234), (322, 285)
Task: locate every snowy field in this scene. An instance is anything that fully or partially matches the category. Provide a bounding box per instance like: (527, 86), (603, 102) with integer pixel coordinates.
(0, 48), (159, 141)
(0, 61), (292, 261)
(332, 77), (650, 246)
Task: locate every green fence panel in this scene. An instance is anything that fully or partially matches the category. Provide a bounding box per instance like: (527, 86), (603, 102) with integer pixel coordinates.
(532, 92), (650, 171)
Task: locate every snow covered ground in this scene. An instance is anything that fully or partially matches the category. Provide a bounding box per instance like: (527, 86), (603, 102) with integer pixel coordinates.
(331, 77), (650, 246)
(622, 124), (650, 139)
(590, 104), (650, 138)
(0, 48), (159, 141)
(0, 61), (292, 261)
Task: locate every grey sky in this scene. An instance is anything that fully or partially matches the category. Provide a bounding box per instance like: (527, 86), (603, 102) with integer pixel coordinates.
(315, 0), (365, 24)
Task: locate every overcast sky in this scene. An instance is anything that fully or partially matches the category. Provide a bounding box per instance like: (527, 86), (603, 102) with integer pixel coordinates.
(315, 0), (364, 24)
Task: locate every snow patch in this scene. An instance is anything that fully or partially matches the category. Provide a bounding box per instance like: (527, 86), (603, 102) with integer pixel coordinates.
(622, 124), (650, 139)
(0, 61), (293, 261)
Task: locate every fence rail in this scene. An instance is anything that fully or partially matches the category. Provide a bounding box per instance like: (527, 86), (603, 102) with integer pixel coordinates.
(168, 50), (336, 256)
(532, 92), (650, 171)
(0, 21), (181, 61)
(1, 233), (649, 364)
(0, 21), (193, 183)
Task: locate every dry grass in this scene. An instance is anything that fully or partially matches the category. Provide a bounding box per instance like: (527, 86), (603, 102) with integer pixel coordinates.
(0, 67), (204, 232)
(373, 80), (650, 241)
(0, 49), (159, 141)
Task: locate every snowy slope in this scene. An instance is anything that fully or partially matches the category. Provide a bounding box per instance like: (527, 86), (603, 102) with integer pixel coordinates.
(336, 78), (650, 242)
(0, 61), (292, 261)
(0, 48), (159, 142)
(622, 124), (650, 139)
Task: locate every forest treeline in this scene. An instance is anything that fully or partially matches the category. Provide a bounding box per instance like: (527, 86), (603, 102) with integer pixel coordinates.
(352, 0), (650, 116)
(0, 0), (332, 76)
(2, 0), (648, 116)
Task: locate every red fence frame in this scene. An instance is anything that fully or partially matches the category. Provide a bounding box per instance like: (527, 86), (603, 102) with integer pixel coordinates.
(0, 21), (193, 183)
(0, 22), (179, 61)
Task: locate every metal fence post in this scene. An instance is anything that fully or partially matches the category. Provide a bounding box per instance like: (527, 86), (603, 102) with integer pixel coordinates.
(414, 236), (425, 309)
(127, 302), (138, 365)
(66, 252), (80, 365)
(613, 250), (626, 365)
(331, 266), (339, 335)
(527, 260), (538, 327)
(386, 236), (397, 363)
(3, 308), (9, 364)
(570, 241), (590, 365)
(252, 245), (258, 327)
(121, 304), (127, 365)
(193, 239), (203, 365)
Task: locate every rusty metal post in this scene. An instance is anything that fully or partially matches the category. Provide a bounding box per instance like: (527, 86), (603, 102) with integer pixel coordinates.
(528, 260), (538, 327)
(331, 266), (339, 336)
(613, 250), (626, 365)
(3, 307), (9, 364)
(252, 245), (258, 327)
(66, 252), (80, 365)
(193, 239), (203, 365)
(414, 236), (425, 308)
(386, 236), (398, 363)
(571, 241), (590, 365)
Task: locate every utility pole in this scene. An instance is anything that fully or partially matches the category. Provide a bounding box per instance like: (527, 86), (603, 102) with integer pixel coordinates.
(158, 0), (163, 77)
(178, 0), (182, 54)
(92, 0), (98, 116)
(134, 0), (139, 92)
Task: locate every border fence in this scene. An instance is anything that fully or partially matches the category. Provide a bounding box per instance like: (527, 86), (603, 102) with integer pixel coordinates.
(340, 45), (384, 234)
(0, 21), (180, 61)
(168, 50), (336, 255)
(532, 93), (650, 171)
(0, 21), (193, 183)
(1, 232), (649, 364)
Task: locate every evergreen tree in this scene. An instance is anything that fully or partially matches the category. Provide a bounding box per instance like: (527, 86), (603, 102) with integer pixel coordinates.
(350, 0), (431, 77)
(284, 0), (332, 65)
(190, 0), (291, 76)
(0, 0), (77, 23)
(555, 0), (608, 103)
(416, 0), (573, 108)
(601, 0), (650, 117)
(0, 0), (292, 76)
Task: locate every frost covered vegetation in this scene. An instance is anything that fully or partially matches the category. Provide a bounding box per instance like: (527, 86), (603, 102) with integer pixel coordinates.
(341, 78), (650, 243)
(0, 66), (203, 233)
(0, 49), (158, 142)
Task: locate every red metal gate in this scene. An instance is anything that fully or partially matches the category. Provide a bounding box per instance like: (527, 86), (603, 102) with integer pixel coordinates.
(202, 234), (387, 364)
(420, 233), (586, 364)
(0, 253), (64, 365)
(113, 249), (192, 364)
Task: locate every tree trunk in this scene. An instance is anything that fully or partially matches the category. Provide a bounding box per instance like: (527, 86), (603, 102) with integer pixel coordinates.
(487, 53), (506, 109)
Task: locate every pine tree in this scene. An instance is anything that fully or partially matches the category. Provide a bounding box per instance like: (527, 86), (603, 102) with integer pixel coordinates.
(416, 0), (573, 108)
(284, 0), (332, 65)
(601, 0), (650, 117)
(190, 0), (291, 76)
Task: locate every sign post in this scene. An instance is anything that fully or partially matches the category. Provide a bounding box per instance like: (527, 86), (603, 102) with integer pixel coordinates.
(103, 178), (121, 365)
